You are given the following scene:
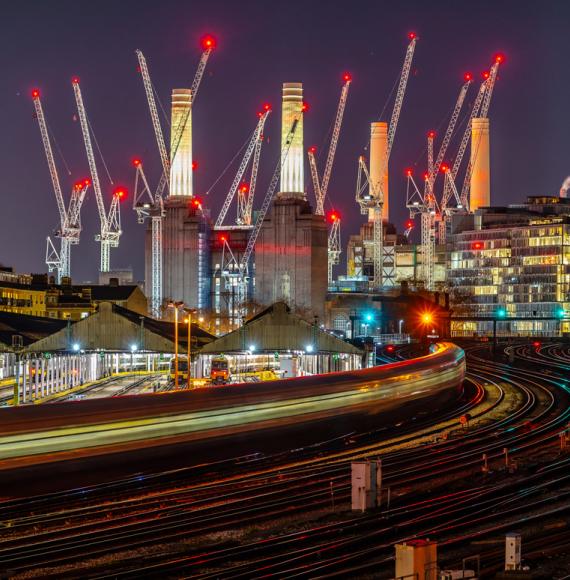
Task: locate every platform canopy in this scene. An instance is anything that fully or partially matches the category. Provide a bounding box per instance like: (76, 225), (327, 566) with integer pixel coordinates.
(201, 301), (362, 355)
(22, 302), (215, 353)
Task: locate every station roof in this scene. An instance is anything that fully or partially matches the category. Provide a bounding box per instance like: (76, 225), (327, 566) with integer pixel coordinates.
(0, 311), (68, 350)
(200, 301), (362, 355)
(19, 302), (215, 353)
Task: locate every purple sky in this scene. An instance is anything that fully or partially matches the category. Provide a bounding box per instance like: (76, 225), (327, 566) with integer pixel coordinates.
(1, 0), (569, 282)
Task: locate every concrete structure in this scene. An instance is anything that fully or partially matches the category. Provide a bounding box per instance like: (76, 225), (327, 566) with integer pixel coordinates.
(280, 83), (304, 196)
(470, 117), (491, 211)
(448, 196), (570, 337)
(369, 121), (389, 222)
(254, 197), (328, 319)
(169, 89), (193, 198)
(158, 199), (211, 313)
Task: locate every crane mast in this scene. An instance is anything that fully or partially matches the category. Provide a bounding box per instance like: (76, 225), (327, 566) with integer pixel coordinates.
(311, 74), (352, 215)
(72, 78), (121, 273)
(327, 213), (341, 285)
(356, 33), (417, 290)
(215, 106), (271, 227)
(32, 89), (89, 281)
(244, 127), (264, 226)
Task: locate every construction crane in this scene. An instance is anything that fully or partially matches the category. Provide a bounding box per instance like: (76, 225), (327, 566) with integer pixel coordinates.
(154, 35), (215, 198)
(356, 33), (417, 290)
(134, 38), (215, 317)
(405, 74), (472, 289)
(308, 72), (352, 216)
(327, 211), (342, 285)
(72, 77), (123, 274)
(215, 105), (271, 227)
(231, 119), (300, 310)
(32, 88), (90, 282)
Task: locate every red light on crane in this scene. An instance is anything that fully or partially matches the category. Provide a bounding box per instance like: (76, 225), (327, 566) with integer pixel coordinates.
(328, 211), (340, 223)
(71, 76), (80, 85)
(31, 88), (40, 99)
(408, 32), (417, 41)
(405, 167), (413, 177)
(301, 102), (309, 113)
(239, 182), (249, 193)
(263, 102), (271, 112)
(463, 72), (473, 82)
(83, 178), (91, 187)
(192, 161), (198, 171)
(482, 70), (490, 80)
(201, 35), (216, 51)
(219, 234), (227, 243)
(423, 171), (430, 181)
(132, 158), (142, 167)
(494, 52), (505, 64)
(191, 196), (203, 209)
(114, 187), (126, 200)
(308, 146), (317, 154)
(405, 219), (415, 229)
(428, 130), (435, 139)
(440, 164), (449, 173)
(74, 181), (83, 191)
(342, 72), (352, 83)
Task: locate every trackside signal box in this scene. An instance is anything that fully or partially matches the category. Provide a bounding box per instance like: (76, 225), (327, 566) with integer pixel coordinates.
(395, 539), (437, 580)
(351, 460), (381, 511)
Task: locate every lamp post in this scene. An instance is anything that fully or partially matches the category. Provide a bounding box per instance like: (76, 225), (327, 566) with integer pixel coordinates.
(399, 319), (404, 334)
(167, 301), (184, 389)
(184, 308), (197, 389)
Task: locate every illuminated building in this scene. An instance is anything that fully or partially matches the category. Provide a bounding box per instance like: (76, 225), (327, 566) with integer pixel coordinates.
(280, 83), (304, 195)
(169, 89), (193, 198)
(448, 196), (570, 336)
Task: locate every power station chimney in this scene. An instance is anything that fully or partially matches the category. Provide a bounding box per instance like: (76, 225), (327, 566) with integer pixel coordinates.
(280, 82), (304, 197)
(169, 89), (193, 197)
(470, 117), (490, 211)
(368, 122), (389, 222)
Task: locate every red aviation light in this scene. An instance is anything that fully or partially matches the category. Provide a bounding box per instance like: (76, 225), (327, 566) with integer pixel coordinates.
(494, 52), (505, 64)
(219, 234), (227, 243)
(482, 70), (490, 80)
(405, 167), (413, 177)
(428, 130), (436, 139)
(440, 164), (449, 173)
(192, 161), (198, 171)
(472, 241), (483, 250)
(342, 72), (352, 83)
(308, 146), (317, 154)
(192, 196), (203, 209)
(301, 101), (309, 113)
(408, 31), (417, 41)
(83, 178), (91, 187)
(74, 181), (83, 191)
(328, 211), (340, 223)
(464, 72), (473, 82)
(31, 88), (40, 99)
(132, 158), (142, 167)
(201, 35), (216, 51)
(423, 171), (429, 181)
(71, 76), (80, 85)
(114, 187), (126, 200)
(405, 219), (415, 229)
(239, 182), (249, 193)
(263, 102), (271, 111)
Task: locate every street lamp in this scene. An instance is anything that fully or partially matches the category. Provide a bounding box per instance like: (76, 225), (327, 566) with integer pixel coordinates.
(130, 344), (138, 373)
(72, 343), (80, 352)
(184, 308), (197, 389)
(167, 301), (184, 389)
(399, 319), (404, 334)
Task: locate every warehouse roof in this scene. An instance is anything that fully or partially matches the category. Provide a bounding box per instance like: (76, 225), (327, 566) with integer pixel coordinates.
(200, 301), (362, 355)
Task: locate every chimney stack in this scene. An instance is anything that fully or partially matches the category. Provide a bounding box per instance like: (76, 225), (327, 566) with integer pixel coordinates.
(470, 117), (490, 211)
(169, 89), (193, 197)
(368, 122), (389, 222)
(280, 82), (304, 197)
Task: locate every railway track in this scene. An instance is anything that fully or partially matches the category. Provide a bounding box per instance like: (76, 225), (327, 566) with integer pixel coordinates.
(1, 343), (569, 578)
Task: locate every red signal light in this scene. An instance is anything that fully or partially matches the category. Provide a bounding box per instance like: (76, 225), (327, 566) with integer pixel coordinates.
(301, 101), (309, 113)
(31, 88), (40, 99)
(408, 32), (417, 41)
(533, 341), (541, 348)
(132, 158), (142, 167)
(386, 345), (395, 353)
(201, 35), (216, 51)
(71, 76), (80, 85)
(114, 187), (126, 200)
(405, 168), (413, 177)
(342, 72), (352, 83)
(464, 72), (473, 82)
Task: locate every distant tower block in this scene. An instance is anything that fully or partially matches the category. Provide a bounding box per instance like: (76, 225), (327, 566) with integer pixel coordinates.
(470, 117), (490, 211)
(280, 82), (304, 197)
(368, 122), (389, 222)
(169, 89), (193, 197)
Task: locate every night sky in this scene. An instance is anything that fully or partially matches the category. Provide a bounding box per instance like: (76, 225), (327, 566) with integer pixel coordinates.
(1, 0), (569, 282)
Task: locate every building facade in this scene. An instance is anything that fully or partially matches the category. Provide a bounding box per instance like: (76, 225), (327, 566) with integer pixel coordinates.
(448, 197), (570, 337)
